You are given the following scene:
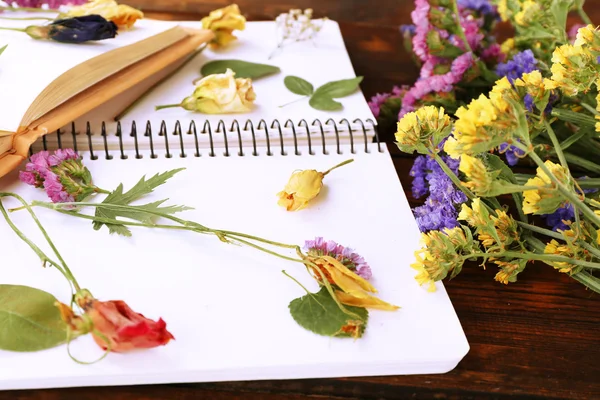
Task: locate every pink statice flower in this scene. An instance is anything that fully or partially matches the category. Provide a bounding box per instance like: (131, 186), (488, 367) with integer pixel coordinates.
(411, 0), (432, 63)
(368, 93), (391, 118)
(19, 148), (95, 203)
(9, 0), (87, 8)
(305, 237), (373, 280)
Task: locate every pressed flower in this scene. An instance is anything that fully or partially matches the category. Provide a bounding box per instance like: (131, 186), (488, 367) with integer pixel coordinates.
(304, 237), (372, 279)
(395, 105), (452, 153)
(24, 15), (118, 43)
(523, 160), (570, 215)
(308, 256), (399, 311)
(277, 159), (353, 212)
(75, 291), (174, 353)
(157, 69), (256, 114)
(20, 149), (100, 203)
(63, 0), (144, 29)
(201, 4), (246, 48)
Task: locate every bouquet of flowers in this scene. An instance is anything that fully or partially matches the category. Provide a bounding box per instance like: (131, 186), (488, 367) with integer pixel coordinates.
(371, 0), (600, 293)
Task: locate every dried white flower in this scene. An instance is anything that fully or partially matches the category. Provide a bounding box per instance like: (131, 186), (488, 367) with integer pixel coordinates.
(270, 8), (327, 58)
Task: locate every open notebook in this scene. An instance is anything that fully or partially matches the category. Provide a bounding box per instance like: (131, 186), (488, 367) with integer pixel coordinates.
(0, 18), (468, 392)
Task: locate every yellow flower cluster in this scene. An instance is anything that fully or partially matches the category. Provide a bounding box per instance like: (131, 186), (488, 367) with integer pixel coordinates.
(544, 240), (585, 274)
(395, 106), (451, 154)
(445, 78), (518, 158)
(523, 160), (569, 215)
(549, 41), (599, 96)
(459, 155), (492, 196)
(575, 25), (600, 52)
(65, 0), (143, 28)
(514, 0), (540, 26)
(493, 259), (527, 284)
(459, 199), (518, 249)
(514, 70), (557, 104)
(596, 91), (600, 133)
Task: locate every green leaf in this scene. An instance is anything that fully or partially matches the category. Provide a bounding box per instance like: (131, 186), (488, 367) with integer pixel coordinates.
(0, 285), (68, 352)
(93, 168), (188, 236)
(289, 287), (368, 338)
(284, 76), (314, 96)
(309, 95), (343, 111)
(201, 60), (281, 79)
(0, 45), (6, 57)
(312, 76), (363, 99)
(551, 0), (574, 34)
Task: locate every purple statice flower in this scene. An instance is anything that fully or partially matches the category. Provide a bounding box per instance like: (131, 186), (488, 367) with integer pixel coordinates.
(18, 151), (51, 188)
(48, 148), (78, 166)
(43, 171), (75, 203)
(400, 52), (474, 116)
(400, 24), (416, 35)
(10, 0), (87, 8)
(498, 142), (525, 166)
(496, 50), (538, 83)
(524, 93), (534, 112)
(411, 0), (432, 63)
(481, 43), (505, 63)
(458, 0), (497, 15)
(450, 19), (484, 52)
(368, 92), (391, 118)
(304, 237), (372, 280)
(410, 155), (467, 232)
(541, 204), (575, 232)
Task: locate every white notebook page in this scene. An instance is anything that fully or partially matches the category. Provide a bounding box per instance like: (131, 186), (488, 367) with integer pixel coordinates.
(0, 144), (468, 390)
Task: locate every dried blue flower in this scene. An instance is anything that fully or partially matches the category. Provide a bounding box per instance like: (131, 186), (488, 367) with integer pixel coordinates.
(496, 50), (538, 83)
(25, 15), (118, 43)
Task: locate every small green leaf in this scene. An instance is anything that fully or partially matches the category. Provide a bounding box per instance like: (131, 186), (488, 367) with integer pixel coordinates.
(93, 168), (188, 236)
(0, 285), (68, 352)
(289, 287), (368, 338)
(201, 60), (281, 79)
(312, 76), (363, 99)
(0, 45), (7, 57)
(309, 95), (343, 111)
(284, 76), (314, 96)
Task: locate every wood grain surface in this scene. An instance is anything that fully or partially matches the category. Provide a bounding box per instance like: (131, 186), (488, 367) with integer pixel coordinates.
(2, 1), (600, 399)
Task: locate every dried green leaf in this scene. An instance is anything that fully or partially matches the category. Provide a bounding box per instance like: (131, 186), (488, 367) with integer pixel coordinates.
(201, 59), (281, 79)
(0, 285), (68, 352)
(312, 76), (363, 99)
(93, 168), (189, 236)
(284, 76), (314, 96)
(289, 286), (368, 338)
(308, 95), (343, 111)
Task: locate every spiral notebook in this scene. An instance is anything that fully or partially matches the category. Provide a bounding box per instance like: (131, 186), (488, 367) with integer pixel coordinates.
(0, 19), (469, 391)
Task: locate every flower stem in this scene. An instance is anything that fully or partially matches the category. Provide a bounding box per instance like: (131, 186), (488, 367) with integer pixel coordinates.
(577, 7), (593, 25)
(115, 44), (207, 121)
(217, 230), (299, 249)
(517, 221), (563, 240)
(323, 159), (354, 176)
(155, 104), (182, 111)
(0, 16), (53, 20)
(466, 250), (600, 270)
(278, 96), (307, 108)
(544, 120), (570, 175)
(0, 27), (26, 32)
(94, 187), (111, 195)
(282, 270), (311, 294)
(0, 6), (58, 13)
(572, 271), (600, 294)
(450, 0), (473, 54)
(564, 153), (600, 175)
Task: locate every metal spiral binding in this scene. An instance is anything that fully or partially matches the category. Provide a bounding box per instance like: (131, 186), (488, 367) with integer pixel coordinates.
(32, 118), (382, 160)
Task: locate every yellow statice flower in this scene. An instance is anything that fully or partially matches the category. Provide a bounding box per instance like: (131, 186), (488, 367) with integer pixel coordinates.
(493, 260), (527, 284)
(596, 90), (600, 133)
(497, 0), (510, 22)
(459, 155), (492, 196)
(514, 0), (540, 26)
(550, 44), (599, 96)
(64, 0), (143, 28)
(458, 198), (488, 229)
(523, 160), (569, 215)
(500, 38), (515, 55)
(309, 256), (399, 310)
(544, 240), (586, 274)
(411, 252), (437, 292)
(574, 24), (600, 51)
(395, 106), (452, 154)
(514, 70), (558, 96)
(450, 78), (519, 157)
(201, 4), (246, 48)
(459, 200), (518, 249)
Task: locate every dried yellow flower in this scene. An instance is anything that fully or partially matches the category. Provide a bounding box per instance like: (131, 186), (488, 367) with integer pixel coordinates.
(201, 4), (246, 48)
(65, 0), (143, 29)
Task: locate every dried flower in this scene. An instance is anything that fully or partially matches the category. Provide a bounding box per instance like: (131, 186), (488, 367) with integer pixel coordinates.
(24, 15), (117, 43)
(63, 0), (144, 29)
(19, 149), (99, 203)
(523, 160), (570, 215)
(304, 237), (372, 279)
(496, 50), (538, 83)
(459, 154), (493, 195)
(272, 8), (327, 58)
(395, 105), (452, 153)
(549, 44), (599, 96)
(75, 291), (174, 353)
(201, 4), (246, 48)
(307, 255), (398, 311)
(157, 69), (256, 114)
(493, 259), (527, 284)
(277, 159), (353, 212)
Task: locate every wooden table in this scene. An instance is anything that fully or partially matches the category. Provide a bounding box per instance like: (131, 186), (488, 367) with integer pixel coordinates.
(3, 2), (600, 399)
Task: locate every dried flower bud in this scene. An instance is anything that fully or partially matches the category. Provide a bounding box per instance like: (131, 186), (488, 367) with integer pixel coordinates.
(277, 169), (324, 211)
(25, 15), (118, 43)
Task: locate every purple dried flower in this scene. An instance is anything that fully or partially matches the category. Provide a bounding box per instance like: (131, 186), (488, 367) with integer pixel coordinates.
(43, 171), (75, 203)
(400, 24), (416, 35)
(48, 148), (78, 166)
(481, 43), (505, 63)
(541, 204), (575, 232)
(411, 0), (432, 63)
(458, 0), (497, 15)
(498, 142), (525, 166)
(368, 92), (392, 118)
(10, 0), (87, 8)
(496, 50), (538, 83)
(305, 238), (372, 280)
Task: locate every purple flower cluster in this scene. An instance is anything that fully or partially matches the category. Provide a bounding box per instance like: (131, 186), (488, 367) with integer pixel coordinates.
(19, 149), (81, 203)
(9, 0), (87, 8)
(498, 142), (525, 166)
(305, 237), (372, 280)
(541, 204), (575, 232)
(458, 0), (497, 15)
(410, 154), (467, 232)
(496, 50), (538, 83)
(368, 86), (406, 118)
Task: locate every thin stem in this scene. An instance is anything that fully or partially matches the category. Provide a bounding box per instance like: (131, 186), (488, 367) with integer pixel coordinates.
(323, 159), (354, 176)
(217, 230), (298, 249)
(0, 16), (53, 20)
(581, 102), (600, 116)
(517, 221), (563, 240)
(155, 104), (182, 111)
(512, 193), (528, 223)
(544, 120), (570, 175)
(95, 187), (111, 195)
(0, 6), (58, 12)
(278, 96), (307, 108)
(115, 44), (206, 121)
(450, 0), (473, 54)
(577, 178), (600, 188)
(577, 7), (593, 25)
(572, 271), (600, 294)
(466, 250), (600, 270)
(564, 153), (600, 175)
(432, 153), (475, 201)
(282, 270), (311, 294)
(227, 236), (305, 264)
(0, 27), (25, 32)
